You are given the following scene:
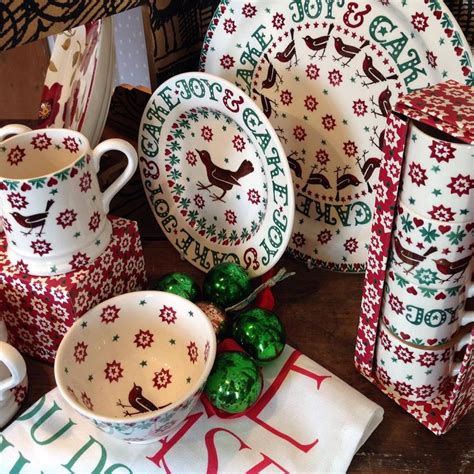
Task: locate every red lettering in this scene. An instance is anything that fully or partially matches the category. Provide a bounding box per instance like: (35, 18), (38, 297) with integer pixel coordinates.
(246, 453), (290, 474)
(205, 428), (250, 474)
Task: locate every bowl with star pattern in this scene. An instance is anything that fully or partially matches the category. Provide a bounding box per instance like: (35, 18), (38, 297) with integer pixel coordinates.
(54, 291), (216, 443)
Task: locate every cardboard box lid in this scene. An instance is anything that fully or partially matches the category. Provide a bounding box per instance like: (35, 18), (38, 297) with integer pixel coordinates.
(395, 80), (474, 143)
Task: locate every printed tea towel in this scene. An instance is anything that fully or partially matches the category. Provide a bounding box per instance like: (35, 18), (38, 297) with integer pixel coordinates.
(1, 346), (383, 473)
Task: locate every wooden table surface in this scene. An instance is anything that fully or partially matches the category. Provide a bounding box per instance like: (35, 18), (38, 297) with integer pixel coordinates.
(4, 119), (473, 473)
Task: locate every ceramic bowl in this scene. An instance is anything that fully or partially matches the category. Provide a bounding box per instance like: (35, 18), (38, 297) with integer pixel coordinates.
(54, 291), (216, 443)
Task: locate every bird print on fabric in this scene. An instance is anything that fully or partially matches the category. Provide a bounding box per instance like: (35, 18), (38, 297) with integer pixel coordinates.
(195, 149), (254, 202)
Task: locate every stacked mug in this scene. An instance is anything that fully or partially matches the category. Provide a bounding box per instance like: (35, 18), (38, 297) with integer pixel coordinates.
(376, 120), (474, 402)
(0, 124), (138, 418)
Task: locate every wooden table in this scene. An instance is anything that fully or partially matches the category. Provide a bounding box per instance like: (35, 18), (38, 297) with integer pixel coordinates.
(4, 120), (473, 472)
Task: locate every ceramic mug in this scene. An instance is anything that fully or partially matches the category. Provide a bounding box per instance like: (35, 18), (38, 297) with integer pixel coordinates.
(375, 322), (471, 402)
(382, 273), (474, 346)
(389, 201), (473, 286)
(0, 320), (28, 428)
(0, 126), (138, 276)
(401, 120), (474, 222)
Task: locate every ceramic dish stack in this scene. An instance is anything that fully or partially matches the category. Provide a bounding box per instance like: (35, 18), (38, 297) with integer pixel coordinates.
(375, 120), (474, 402)
(200, 0), (473, 273)
(38, 17), (115, 147)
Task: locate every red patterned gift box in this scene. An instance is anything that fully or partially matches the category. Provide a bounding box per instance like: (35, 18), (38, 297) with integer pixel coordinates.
(355, 80), (473, 435)
(0, 216), (147, 363)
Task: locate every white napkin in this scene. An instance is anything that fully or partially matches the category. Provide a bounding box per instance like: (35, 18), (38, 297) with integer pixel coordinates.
(1, 346), (383, 473)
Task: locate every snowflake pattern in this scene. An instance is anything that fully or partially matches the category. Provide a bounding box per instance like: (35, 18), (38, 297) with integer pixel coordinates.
(81, 392), (94, 410)
(415, 384), (435, 400)
(100, 304), (120, 324)
(429, 140), (456, 163)
(159, 305), (177, 324)
(414, 268), (438, 286)
(104, 360), (124, 382)
(242, 3), (257, 18)
(305, 63), (320, 80)
(447, 174), (474, 196)
(224, 209), (237, 225)
(73, 341), (88, 363)
(153, 368), (172, 389)
(194, 194), (205, 209)
(344, 237), (358, 254)
(428, 205), (455, 222)
(56, 209), (77, 228)
(69, 252), (90, 271)
(292, 232), (306, 248)
(280, 89), (293, 106)
(223, 18), (236, 34)
(88, 211), (101, 232)
(30, 239), (52, 256)
(321, 114), (336, 131)
(380, 331), (392, 351)
(186, 150), (197, 166)
(7, 146), (26, 166)
(317, 229), (332, 245)
(408, 162), (428, 186)
(376, 366), (391, 386)
(315, 149), (329, 166)
(411, 12), (429, 32)
(220, 54), (235, 70)
(232, 135), (246, 152)
(272, 12), (285, 30)
(79, 172), (92, 192)
(328, 69), (343, 87)
(304, 95), (318, 112)
(352, 99), (368, 117)
(201, 125), (214, 142)
(134, 329), (154, 349)
(426, 51), (438, 68)
(293, 125), (307, 142)
(394, 344), (415, 363)
(63, 136), (79, 153)
(11, 385), (27, 404)
(7, 192), (28, 210)
(417, 351), (438, 368)
(343, 141), (358, 158)
(388, 294), (404, 315)
(187, 341), (198, 363)
(247, 188), (261, 204)
(31, 133), (52, 151)
(394, 380), (414, 397)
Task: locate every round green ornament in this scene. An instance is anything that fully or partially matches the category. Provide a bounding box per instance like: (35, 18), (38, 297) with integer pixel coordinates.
(232, 308), (286, 362)
(204, 351), (262, 414)
(203, 263), (251, 309)
(153, 272), (201, 301)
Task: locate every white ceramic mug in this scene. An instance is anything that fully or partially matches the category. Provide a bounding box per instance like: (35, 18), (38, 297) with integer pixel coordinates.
(375, 322), (471, 402)
(382, 274), (474, 346)
(401, 120), (474, 222)
(389, 201), (473, 286)
(0, 320), (28, 428)
(0, 126), (138, 276)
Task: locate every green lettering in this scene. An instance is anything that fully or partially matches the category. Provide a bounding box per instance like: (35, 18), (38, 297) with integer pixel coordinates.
(62, 436), (107, 474)
(272, 182), (288, 206)
(350, 201), (372, 225)
(0, 435), (31, 473)
(266, 148), (284, 178)
(29, 402), (76, 445)
(157, 85), (181, 111)
(295, 192), (312, 217)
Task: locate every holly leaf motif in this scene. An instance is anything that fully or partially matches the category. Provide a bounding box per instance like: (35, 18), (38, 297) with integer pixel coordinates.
(419, 223), (439, 243)
(419, 287), (436, 298)
(447, 226), (467, 246)
(395, 273), (409, 288)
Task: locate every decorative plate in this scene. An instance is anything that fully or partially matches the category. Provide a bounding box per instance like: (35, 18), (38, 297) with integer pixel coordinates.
(38, 17), (114, 147)
(200, 0), (473, 272)
(138, 72), (294, 277)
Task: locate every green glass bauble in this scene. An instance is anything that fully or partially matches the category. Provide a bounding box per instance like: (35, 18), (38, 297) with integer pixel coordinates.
(204, 351), (262, 414)
(232, 308), (286, 362)
(196, 301), (229, 338)
(203, 263), (251, 309)
(153, 272), (201, 301)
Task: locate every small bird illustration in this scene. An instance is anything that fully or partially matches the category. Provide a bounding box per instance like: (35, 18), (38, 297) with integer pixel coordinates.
(302, 24), (334, 60)
(371, 86), (392, 118)
(195, 149), (254, 202)
(335, 166), (362, 201)
(393, 237), (437, 274)
(10, 199), (54, 237)
(333, 37), (369, 66)
(433, 256), (472, 283)
(252, 88), (278, 119)
(262, 54), (282, 91)
(117, 383), (170, 416)
(275, 28), (299, 70)
(358, 54), (398, 87)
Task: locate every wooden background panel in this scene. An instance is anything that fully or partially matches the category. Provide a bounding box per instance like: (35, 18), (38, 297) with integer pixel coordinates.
(0, 40), (49, 120)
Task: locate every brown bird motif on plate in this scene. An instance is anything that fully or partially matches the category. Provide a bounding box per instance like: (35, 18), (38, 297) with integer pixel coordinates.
(195, 149), (254, 202)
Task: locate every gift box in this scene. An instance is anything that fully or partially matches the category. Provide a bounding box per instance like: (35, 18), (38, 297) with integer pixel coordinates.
(355, 80), (473, 435)
(0, 216), (147, 363)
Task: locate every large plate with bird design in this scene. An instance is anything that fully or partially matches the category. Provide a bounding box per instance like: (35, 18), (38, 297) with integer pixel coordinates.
(200, 0), (474, 272)
(138, 72), (294, 277)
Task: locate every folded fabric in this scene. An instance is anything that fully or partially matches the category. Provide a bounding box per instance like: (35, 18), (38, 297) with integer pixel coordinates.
(1, 345), (383, 473)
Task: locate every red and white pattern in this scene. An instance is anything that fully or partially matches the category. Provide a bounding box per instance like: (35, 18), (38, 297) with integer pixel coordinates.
(104, 360), (124, 383)
(153, 368), (172, 390)
(159, 305), (177, 324)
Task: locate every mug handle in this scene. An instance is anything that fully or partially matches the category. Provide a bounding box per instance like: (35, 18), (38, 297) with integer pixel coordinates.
(0, 341), (27, 402)
(91, 139), (138, 213)
(0, 124), (32, 141)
